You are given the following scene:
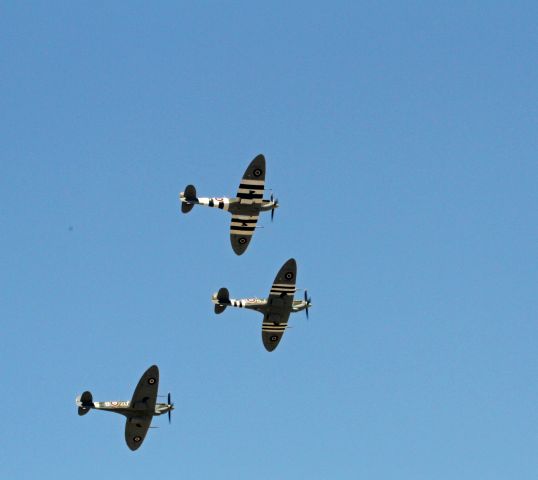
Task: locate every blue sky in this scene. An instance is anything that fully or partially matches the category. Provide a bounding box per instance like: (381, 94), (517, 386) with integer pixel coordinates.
(2, 2), (537, 478)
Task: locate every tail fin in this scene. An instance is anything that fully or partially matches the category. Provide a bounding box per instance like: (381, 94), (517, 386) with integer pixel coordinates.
(180, 184), (197, 213)
(76, 391), (93, 416)
(213, 287), (230, 314)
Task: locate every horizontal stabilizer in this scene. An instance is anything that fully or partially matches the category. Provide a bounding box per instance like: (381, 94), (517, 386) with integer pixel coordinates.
(214, 287), (230, 314)
(217, 287), (230, 303)
(181, 203), (194, 213)
(76, 390), (93, 415)
(78, 406), (91, 416)
(181, 184), (197, 213)
(184, 184), (197, 199)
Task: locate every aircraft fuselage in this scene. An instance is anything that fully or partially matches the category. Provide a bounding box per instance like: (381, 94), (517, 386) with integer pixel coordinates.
(180, 195), (277, 215)
(212, 296), (308, 315)
(88, 401), (172, 417)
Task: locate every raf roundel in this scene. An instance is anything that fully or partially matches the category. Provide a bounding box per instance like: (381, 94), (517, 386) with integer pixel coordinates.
(284, 271), (294, 280)
(270, 335), (278, 342)
(238, 237), (247, 245)
(148, 377), (156, 385)
(253, 168), (263, 177)
(134, 436), (142, 443)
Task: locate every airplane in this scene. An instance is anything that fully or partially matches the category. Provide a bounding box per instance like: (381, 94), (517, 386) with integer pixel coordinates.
(75, 365), (173, 451)
(211, 258), (312, 351)
(179, 154), (278, 255)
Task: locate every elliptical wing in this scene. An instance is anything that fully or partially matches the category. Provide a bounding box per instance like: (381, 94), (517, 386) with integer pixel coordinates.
(230, 154), (265, 255)
(262, 258), (297, 351)
(124, 365), (159, 451)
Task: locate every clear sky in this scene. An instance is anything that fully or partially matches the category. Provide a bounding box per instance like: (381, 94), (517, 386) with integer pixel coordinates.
(2, 2), (537, 479)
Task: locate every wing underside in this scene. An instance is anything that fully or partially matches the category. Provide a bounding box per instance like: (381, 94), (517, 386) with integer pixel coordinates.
(125, 416), (153, 451)
(231, 154), (265, 255)
(262, 258), (297, 351)
(230, 214), (259, 255)
(125, 365), (159, 450)
(236, 154), (266, 203)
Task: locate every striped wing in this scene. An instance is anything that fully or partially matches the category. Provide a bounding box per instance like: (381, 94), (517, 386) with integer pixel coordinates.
(262, 258), (297, 352)
(236, 154), (265, 204)
(230, 155), (266, 255)
(230, 213), (259, 255)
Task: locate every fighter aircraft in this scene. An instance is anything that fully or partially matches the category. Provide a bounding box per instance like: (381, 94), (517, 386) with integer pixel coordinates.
(75, 365), (173, 451)
(179, 154), (278, 255)
(211, 258), (311, 351)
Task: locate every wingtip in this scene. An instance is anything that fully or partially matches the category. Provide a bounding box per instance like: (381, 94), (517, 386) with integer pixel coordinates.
(145, 364), (159, 376)
(283, 258), (297, 269)
(127, 442), (142, 452)
(231, 239), (249, 255)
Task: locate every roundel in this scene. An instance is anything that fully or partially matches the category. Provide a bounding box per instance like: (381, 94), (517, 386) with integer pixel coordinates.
(238, 237), (247, 245)
(134, 436), (142, 443)
(270, 335), (278, 342)
(148, 377), (156, 385)
(284, 271), (294, 280)
(253, 168), (263, 177)
(111, 401), (118, 406)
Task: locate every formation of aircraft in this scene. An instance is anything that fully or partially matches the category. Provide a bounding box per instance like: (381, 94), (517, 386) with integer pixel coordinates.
(179, 154), (278, 255)
(76, 365), (173, 451)
(212, 258), (312, 352)
(77, 154), (312, 450)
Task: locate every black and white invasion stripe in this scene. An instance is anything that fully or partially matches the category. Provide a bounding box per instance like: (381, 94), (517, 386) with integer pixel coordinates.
(237, 178), (264, 203)
(262, 322), (288, 333)
(230, 214), (259, 236)
(269, 283), (296, 296)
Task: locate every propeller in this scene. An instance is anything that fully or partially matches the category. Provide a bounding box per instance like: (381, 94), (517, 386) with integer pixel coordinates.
(304, 290), (312, 319)
(270, 194), (279, 222)
(167, 392), (174, 424)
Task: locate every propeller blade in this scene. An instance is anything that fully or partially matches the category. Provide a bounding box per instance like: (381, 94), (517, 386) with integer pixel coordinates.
(304, 290), (310, 319)
(168, 392), (172, 424)
(271, 197), (279, 222)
